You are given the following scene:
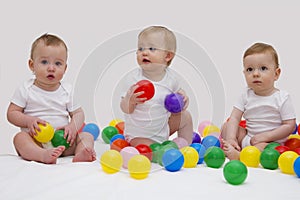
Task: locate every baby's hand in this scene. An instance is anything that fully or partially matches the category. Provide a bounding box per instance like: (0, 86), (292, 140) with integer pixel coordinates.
(227, 138), (241, 151)
(126, 84), (147, 105)
(177, 89), (189, 110)
(250, 134), (267, 146)
(56, 124), (77, 146)
(27, 117), (47, 137)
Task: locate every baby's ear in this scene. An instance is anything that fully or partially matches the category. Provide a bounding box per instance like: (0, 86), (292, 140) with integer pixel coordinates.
(274, 67), (281, 81)
(28, 59), (34, 72)
(165, 52), (175, 62)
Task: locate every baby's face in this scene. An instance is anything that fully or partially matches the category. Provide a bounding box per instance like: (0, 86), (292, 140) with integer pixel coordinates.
(243, 52), (280, 96)
(136, 32), (172, 74)
(29, 42), (67, 91)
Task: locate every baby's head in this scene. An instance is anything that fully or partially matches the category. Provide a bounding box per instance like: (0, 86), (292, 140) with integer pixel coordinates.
(243, 42), (279, 68)
(138, 26), (176, 66)
(30, 33), (68, 60)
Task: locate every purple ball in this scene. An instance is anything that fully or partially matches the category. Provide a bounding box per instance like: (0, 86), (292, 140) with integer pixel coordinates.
(192, 132), (201, 143)
(164, 93), (184, 113)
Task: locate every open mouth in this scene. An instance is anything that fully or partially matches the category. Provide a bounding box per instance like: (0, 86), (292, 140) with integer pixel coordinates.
(47, 74), (55, 79)
(253, 81), (261, 84)
(142, 58), (151, 63)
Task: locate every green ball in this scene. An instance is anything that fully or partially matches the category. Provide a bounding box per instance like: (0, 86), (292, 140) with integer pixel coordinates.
(260, 148), (280, 170)
(204, 146), (225, 168)
(223, 160), (248, 185)
(51, 130), (70, 148)
(264, 142), (280, 150)
(149, 142), (162, 163)
(161, 140), (179, 149)
(101, 126), (118, 144)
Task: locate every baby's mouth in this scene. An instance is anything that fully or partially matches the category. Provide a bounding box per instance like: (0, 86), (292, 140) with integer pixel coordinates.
(143, 58), (151, 63)
(47, 74), (55, 79)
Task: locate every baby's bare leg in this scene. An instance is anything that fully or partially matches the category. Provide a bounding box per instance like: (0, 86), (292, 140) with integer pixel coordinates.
(72, 132), (96, 162)
(13, 132), (65, 164)
(129, 137), (156, 147)
(169, 110), (193, 144)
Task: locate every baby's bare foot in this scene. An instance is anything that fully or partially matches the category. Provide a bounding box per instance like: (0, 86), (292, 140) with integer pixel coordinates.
(221, 139), (240, 160)
(42, 146), (65, 164)
(73, 147), (96, 162)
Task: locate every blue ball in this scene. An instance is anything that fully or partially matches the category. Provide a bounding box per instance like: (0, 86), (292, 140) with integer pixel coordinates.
(292, 123), (298, 134)
(162, 149), (184, 172)
(82, 123), (100, 140)
(294, 156), (300, 178)
(164, 93), (184, 113)
(202, 135), (220, 149)
(190, 143), (206, 164)
(110, 134), (125, 144)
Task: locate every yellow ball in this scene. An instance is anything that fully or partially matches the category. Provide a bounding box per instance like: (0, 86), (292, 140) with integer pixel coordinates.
(240, 146), (261, 168)
(180, 146), (199, 168)
(109, 119), (123, 127)
(128, 155), (151, 179)
(202, 125), (220, 137)
(278, 151), (298, 175)
(100, 150), (123, 174)
(288, 134), (300, 140)
(34, 123), (55, 143)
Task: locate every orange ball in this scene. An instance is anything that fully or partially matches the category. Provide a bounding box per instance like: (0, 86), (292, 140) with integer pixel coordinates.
(284, 138), (300, 151)
(115, 121), (125, 134)
(110, 139), (129, 151)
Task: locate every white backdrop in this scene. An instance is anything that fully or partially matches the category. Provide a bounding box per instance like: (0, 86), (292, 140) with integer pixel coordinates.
(1, 0), (300, 155)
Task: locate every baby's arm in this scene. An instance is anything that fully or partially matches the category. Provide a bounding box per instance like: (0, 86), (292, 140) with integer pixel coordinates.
(56, 108), (85, 146)
(120, 84), (146, 114)
(222, 107), (244, 151)
(6, 102), (46, 136)
(250, 118), (296, 145)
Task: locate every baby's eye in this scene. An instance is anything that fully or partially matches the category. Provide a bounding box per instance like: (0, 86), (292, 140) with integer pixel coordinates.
(246, 67), (254, 72)
(55, 61), (62, 67)
(41, 60), (49, 65)
(138, 47), (144, 52)
(260, 66), (268, 71)
(149, 47), (157, 51)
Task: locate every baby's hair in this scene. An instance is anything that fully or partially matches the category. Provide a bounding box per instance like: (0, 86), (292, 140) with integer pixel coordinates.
(30, 33), (68, 59)
(243, 42), (279, 68)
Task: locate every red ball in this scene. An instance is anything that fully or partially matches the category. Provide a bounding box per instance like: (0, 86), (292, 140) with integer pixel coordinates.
(135, 144), (153, 161)
(275, 145), (290, 154)
(134, 80), (155, 101)
(284, 138), (300, 151)
(294, 148), (300, 155)
(110, 139), (129, 151)
(115, 121), (125, 134)
(239, 120), (246, 128)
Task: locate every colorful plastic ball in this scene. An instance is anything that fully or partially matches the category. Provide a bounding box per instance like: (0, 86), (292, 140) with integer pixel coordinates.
(202, 135), (220, 149)
(34, 123), (55, 143)
(274, 145), (290, 154)
(298, 123), (300, 134)
(149, 142), (162, 163)
(192, 132), (201, 143)
(180, 146), (199, 168)
(293, 157), (300, 178)
(198, 120), (212, 137)
(284, 138), (300, 151)
(240, 146), (261, 168)
(110, 134), (125, 144)
(294, 148), (300, 155)
(115, 121), (125, 134)
(288, 134), (300, 140)
(202, 125), (220, 137)
(120, 146), (140, 169)
(264, 142), (280, 150)
(128, 155), (151, 180)
(162, 149), (184, 172)
(158, 143), (178, 166)
(135, 144), (153, 161)
(51, 130), (70, 148)
(134, 80), (155, 101)
(292, 123), (298, 134)
(204, 146), (225, 168)
(172, 137), (188, 149)
(161, 140), (179, 149)
(223, 160), (248, 185)
(190, 143), (206, 164)
(164, 93), (184, 113)
(110, 139), (129, 152)
(278, 151), (299, 174)
(101, 126), (119, 144)
(260, 148), (280, 170)
(82, 123), (100, 140)
(100, 150), (123, 174)
(239, 120), (246, 128)
(109, 119), (123, 127)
